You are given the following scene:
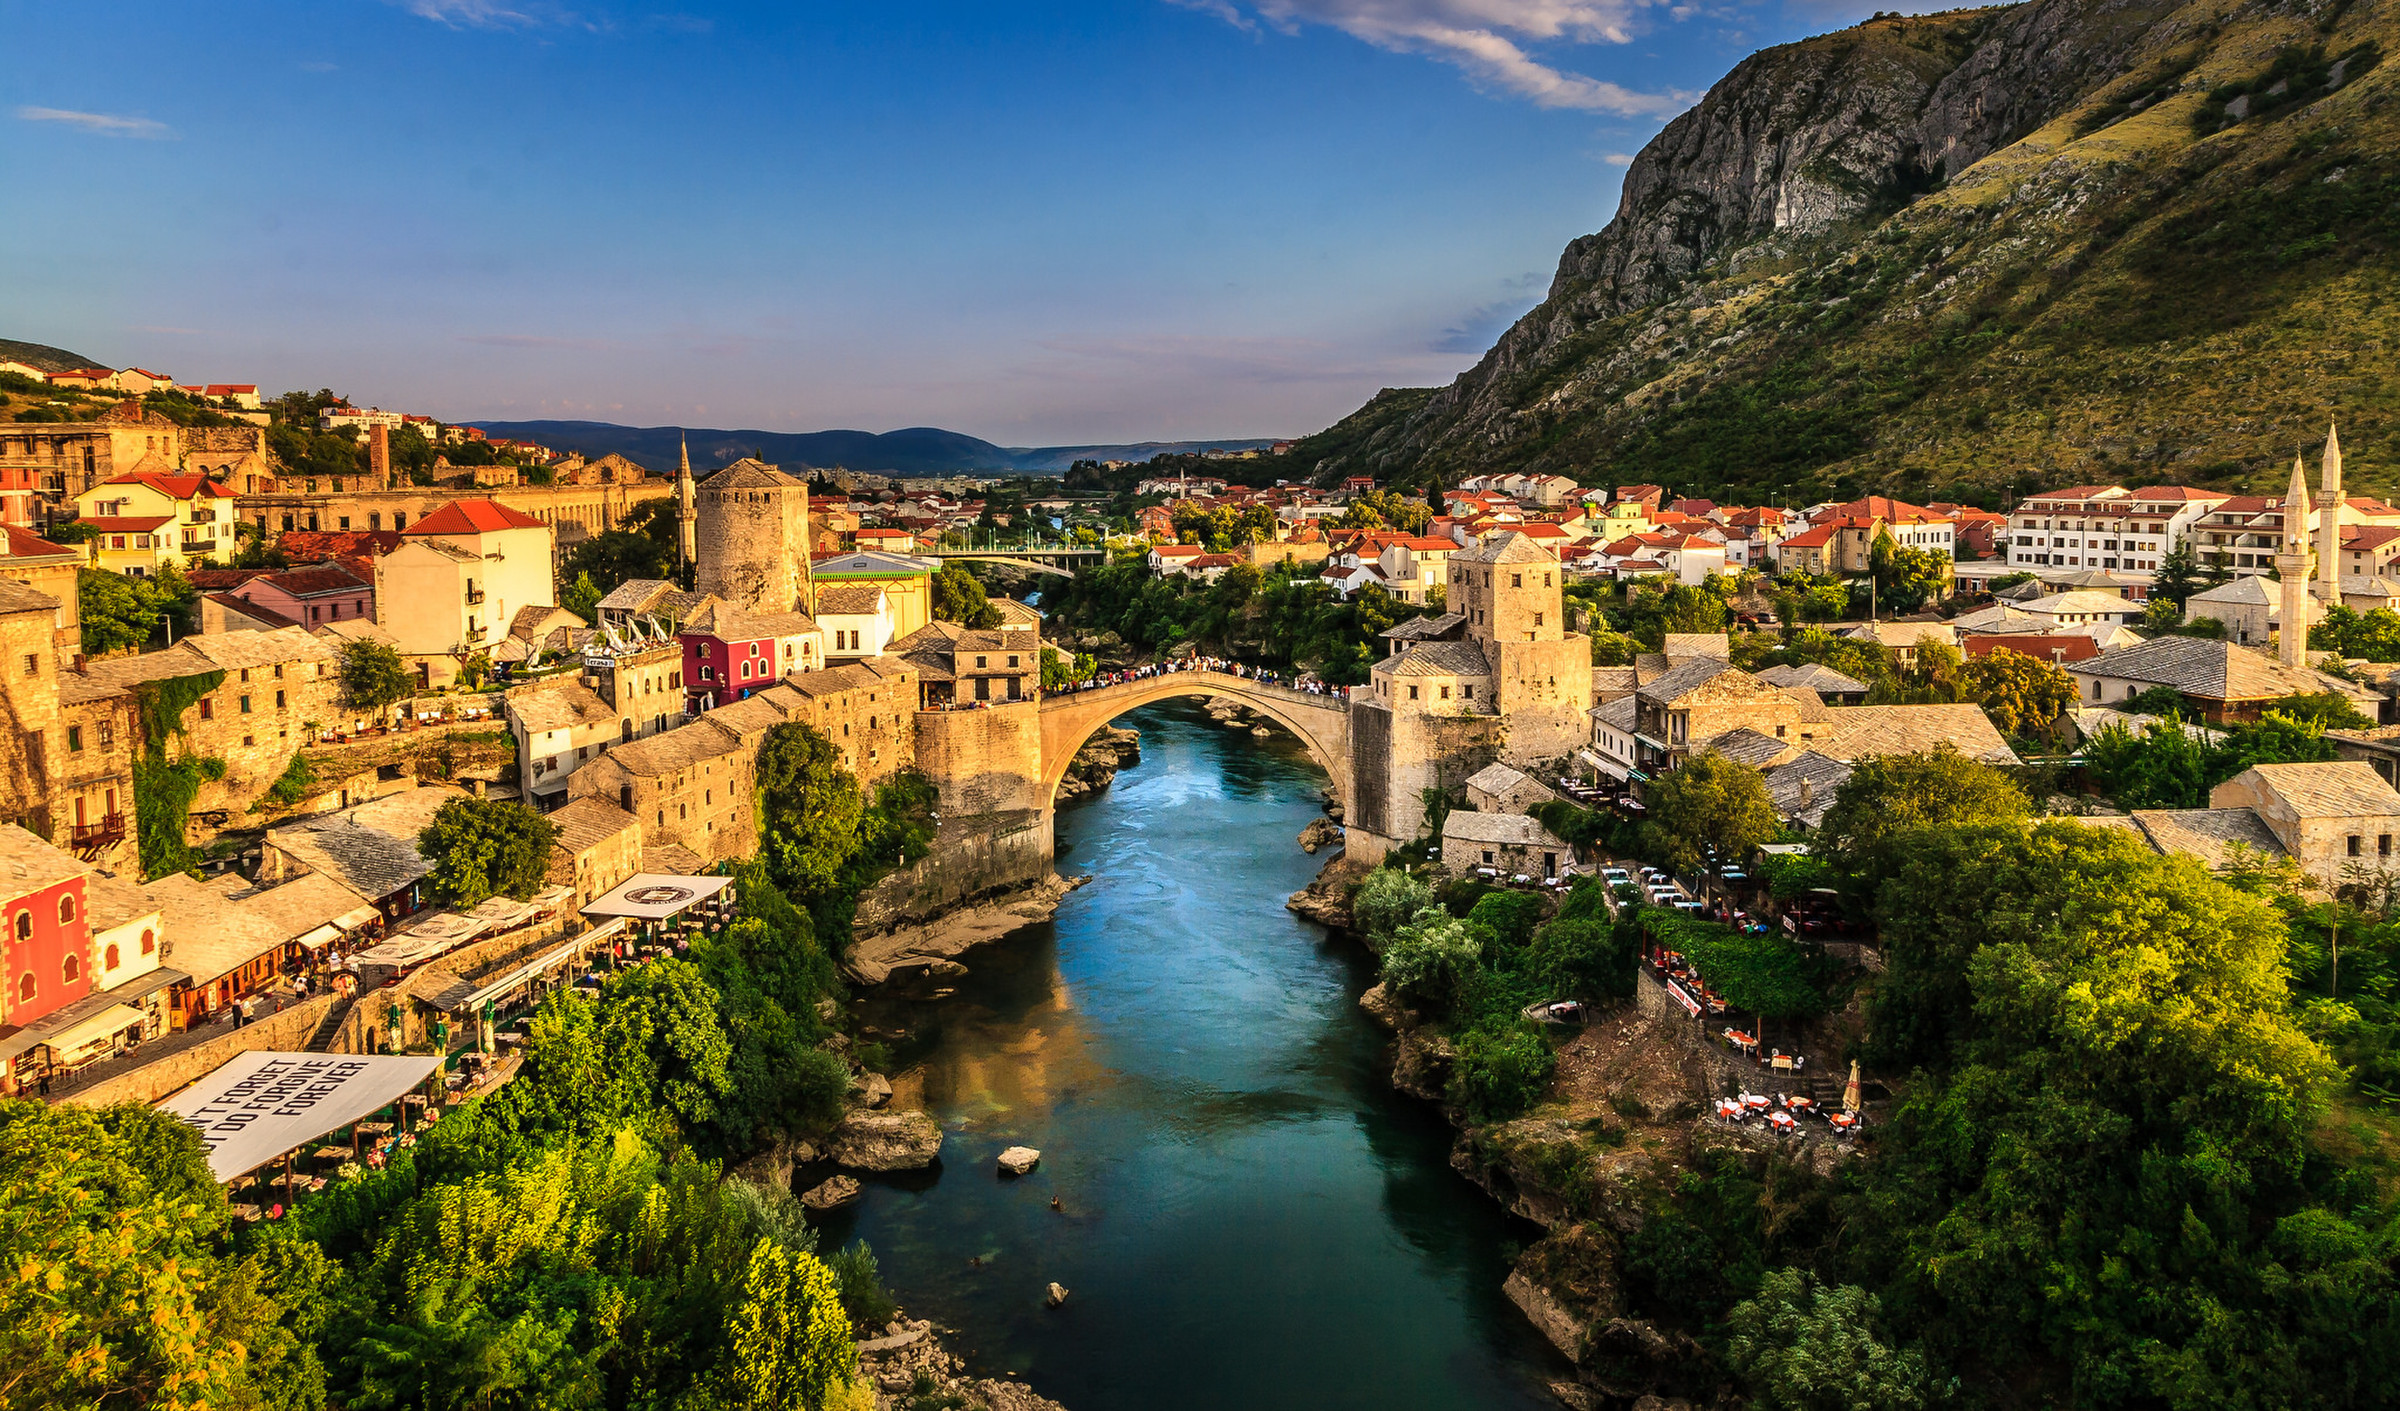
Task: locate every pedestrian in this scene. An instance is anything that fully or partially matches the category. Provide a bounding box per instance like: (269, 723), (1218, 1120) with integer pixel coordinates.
(36, 1067), (51, 1098)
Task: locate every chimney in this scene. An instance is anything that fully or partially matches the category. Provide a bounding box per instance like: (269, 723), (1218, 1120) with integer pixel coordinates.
(370, 423), (391, 487)
(1799, 776), (1815, 808)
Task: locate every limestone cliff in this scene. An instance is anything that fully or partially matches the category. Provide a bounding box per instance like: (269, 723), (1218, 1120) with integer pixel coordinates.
(1277, 0), (2399, 503)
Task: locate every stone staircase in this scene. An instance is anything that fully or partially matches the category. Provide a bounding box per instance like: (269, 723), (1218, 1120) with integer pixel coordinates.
(304, 992), (359, 1052)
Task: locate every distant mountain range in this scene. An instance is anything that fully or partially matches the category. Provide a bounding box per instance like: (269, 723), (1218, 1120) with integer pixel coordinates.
(468, 420), (1283, 477)
(0, 339), (103, 374)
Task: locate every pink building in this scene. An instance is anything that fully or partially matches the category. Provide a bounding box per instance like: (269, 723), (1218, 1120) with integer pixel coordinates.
(678, 595), (824, 711)
(228, 561), (375, 628)
(0, 829), (97, 1092)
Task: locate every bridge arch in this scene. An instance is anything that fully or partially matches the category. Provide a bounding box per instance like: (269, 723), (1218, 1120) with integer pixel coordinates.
(926, 553), (1080, 578)
(1037, 671), (1351, 809)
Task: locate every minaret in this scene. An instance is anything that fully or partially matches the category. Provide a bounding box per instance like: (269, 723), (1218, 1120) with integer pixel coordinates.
(2316, 419), (2344, 599)
(2278, 452), (2313, 668)
(675, 432), (698, 575)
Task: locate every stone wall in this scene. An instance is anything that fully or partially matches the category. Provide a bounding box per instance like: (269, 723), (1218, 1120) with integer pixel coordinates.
(1491, 635), (1592, 764)
(62, 994), (338, 1107)
(1361, 701), (1506, 855)
(913, 701), (1042, 815)
(852, 809), (1055, 936)
(243, 481), (668, 559)
(696, 480), (810, 612)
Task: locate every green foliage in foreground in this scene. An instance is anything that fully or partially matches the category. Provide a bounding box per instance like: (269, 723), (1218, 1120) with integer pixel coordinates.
(2081, 708), (2341, 810)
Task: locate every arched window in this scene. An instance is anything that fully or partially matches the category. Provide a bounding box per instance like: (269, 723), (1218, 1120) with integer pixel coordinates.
(61, 954), (79, 984)
(15, 973), (31, 1003)
(11, 912), (27, 942)
(140, 928), (155, 955)
(105, 943), (120, 970)
(58, 894), (75, 925)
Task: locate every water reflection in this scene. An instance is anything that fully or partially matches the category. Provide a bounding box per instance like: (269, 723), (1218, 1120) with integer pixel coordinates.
(841, 701), (1562, 1410)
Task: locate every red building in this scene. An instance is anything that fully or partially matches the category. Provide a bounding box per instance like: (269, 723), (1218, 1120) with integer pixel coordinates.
(678, 596), (825, 712)
(0, 827), (96, 1089)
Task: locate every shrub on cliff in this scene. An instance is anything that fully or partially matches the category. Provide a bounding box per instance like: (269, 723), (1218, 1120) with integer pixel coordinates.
(1352, 867), (1433, 946)
(1449, 1023), (1554, 1123)
(1379, 908), (1485, 1013)
(1725, 1270), (1930, 1411)
(1466, 890), (1547, 951)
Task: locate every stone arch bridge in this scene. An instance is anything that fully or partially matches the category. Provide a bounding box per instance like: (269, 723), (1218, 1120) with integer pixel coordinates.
(1037, 670), (1350, 808)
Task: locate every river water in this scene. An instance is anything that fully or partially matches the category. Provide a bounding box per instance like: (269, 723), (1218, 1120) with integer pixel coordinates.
(833, 701), (1562, 1411)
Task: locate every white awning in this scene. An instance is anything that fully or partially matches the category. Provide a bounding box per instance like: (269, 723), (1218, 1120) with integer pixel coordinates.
(458, 919), (627, 1014)
(293, 924), (343, 951)
(580, 873), (734, 921)
(156, 1051), (445, 1182)
(333, 902), (383, 931)
(1576, 747), (1631, 782)
(44, 1003), (145, 1055)
(354, 911), (491, 966)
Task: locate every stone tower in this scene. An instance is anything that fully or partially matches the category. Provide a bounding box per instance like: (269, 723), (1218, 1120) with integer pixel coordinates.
(1453, 530), (1591, 764)
(676, 432), (698, 574)
(693, 458), (814, 613)
(2278, 453), (2313, 668)
(2317, 420), (2344, 599)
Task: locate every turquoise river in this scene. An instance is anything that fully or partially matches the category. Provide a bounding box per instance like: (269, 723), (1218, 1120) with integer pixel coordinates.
(833, 700), (1564, 1410)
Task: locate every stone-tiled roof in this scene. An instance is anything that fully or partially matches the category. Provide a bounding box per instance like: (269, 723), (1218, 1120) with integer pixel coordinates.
(2070, 637), (2341, 701)
(990, 598), (1044, 626)
(702, 458), (803, 490)
(2187, 576), (2276, 606)
(1465, 763), (1529, 795)
(814, 585), (885, 615)
(1764, 752), (1854, 829)
(1441, 810), (1566, 847)
(2230, 761), (2400, 818)
(1591, 666), (1638, 699)
(0, 579), (60, 616)
(1589, 695), (1640, 732)
(588, 718), (743, 779)
(546, 795), (641, 855)
(267, 786), (467, 903)
(509, 683), (617, 733)
(1818, 704), (2020, 764)
(1382, 640), (1493, 678)
(597, 578), (678, 612)
(1660, 632), (1730, 660)
(1699, 727), (1798, 767)
(0, 824), (88, 892)
(144, 872), (367, 987)
(1450, 530), (1558, 567)
(1755, 663), (1869, 696)
(1951, 602), (2046, 633)
(1392, 614), (1459, 643)
(1636, 657), (1742, 704)
(2130, 808), (2288, 870)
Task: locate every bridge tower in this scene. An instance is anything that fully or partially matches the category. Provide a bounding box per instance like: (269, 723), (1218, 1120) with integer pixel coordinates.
(694, 458), (813, 613)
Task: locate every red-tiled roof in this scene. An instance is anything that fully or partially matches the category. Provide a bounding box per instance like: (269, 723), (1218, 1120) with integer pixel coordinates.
(403, 499), (547, 535)
(187, 568), (272, 590)
(1964, 634), (2100, 663)
(81, 516), (173, 533)
(1777, 525), (1840, 549)
(0, 525), (76, 561)
(280, 529), (403, 561)
(99, 472), (217, 500)
(259, 563), (372, 597)
(204, 592), (301, 631)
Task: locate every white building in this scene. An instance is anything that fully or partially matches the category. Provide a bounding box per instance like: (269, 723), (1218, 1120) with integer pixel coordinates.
(2006, 486), (2232, 573)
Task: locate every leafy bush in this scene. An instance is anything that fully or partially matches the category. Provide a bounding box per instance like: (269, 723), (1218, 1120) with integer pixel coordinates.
(1351, 866), (1433, 945)
(1379, 908), (1487, 1012)
(1449, 1024), (1556, 1123)
(827, 1240), (899, 1328)
(1466, 890), (1548, 950)
(1725, 1270), (1931, 1411)
(417, 796), (559, 906)
(1526, 917), (1634, 1001)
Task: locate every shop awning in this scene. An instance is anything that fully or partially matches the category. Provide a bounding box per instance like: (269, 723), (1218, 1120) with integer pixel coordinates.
(1576, 748), (1631, 782)
(293, 924), (343, 951)
(0, 969), (185, 1063)
(44, 1003), (145, 1055)
(354, 912), (491, 966)
(155, 1050), (446, 1182)
(457, 919), (628, 1014)
(581, 874), (734, 921)
(333, 902), (383, 931)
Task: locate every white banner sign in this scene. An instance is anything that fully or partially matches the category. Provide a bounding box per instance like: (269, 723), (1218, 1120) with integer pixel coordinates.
(1666, 980), (1702, 1018)
(155, 1051), (444, 1181)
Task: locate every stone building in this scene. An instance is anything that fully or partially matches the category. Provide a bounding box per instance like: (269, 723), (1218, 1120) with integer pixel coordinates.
(778, 659), (920, 791)
(373, 500), (555, 688)
(565, 681), (822, 870)
(2210, 761), (2400, 892)
(77, 625), (344, 826)
(0, 525), (83, 652)
(1464, 761), (1556, 815)
(694, 459), (813, 613)
(543, 795), (645, 906)
(510, 683), (625, 808)
(243, 477), (667, 563)
(0, 400), (190, 519)
(679, 596), (826, 711)
(1440, 809), (1572, 881)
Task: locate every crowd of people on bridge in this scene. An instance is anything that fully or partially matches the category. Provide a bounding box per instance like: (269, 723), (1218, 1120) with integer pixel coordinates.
(1051, 654), (1343, 698)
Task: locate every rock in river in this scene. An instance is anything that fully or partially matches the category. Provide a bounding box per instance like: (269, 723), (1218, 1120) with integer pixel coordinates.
(853, 1070), (894, 1109)
(800, 1175), (862, 1210)
(997, 1145), (1042, 1176)
(825, 1109), (944, 1171)
(1298, 817), (1341, 854)
(1046, 1282), (1070, 1308)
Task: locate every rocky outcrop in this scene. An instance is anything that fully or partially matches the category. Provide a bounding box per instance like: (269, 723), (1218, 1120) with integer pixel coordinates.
(1285, 855), (1365, 930)
(1053, 727), (1140, 803)
(848, 872), (1089, 985)
(825, 1110), (944, 1172)
(1297, 818), (1341, 854)
(729, 1135), (820, 1189)
(856, 1312), (1071, 1411)
(801, 1175), (862, 1210)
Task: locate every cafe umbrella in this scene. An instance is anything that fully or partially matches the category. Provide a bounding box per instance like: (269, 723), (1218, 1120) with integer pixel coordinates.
(1843, 1059), (1863, 1115)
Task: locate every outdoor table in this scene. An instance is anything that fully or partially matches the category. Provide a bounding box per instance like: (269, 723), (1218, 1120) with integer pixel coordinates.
(1767, 1110), (1797, 1132)
(232, 1203), (263, 1221)
(1714, 1099), (1747, 1121)
(311, 1146), (350, 1163)
(1741, 1093), (1772, 1111)
(1827, 1111), (1859, 1132)
(355, 1121), (394, 1140)
(1783, 1095), (1815, 1112)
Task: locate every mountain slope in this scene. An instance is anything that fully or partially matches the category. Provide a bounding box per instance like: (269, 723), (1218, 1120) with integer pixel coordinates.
(0, 338), (104, 374)
(1280, 0), (2399, 505)
(468, 420), (1280, 476)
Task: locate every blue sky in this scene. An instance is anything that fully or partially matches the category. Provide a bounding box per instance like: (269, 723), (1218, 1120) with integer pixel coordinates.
(4, 0), (1903, 445)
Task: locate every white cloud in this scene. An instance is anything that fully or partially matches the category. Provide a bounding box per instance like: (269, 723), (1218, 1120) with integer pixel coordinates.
(1602, 150), (1635, 164)
(15, 106), (174, 139)
(397, 1), (566, 28)
(1175, 1), (1690, 116)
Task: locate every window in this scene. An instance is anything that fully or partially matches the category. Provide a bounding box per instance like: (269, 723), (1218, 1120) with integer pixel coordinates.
(15, 972), (29, 1003)
(2351, 835), (2365, 857)
(20, 654), (35, 677)
(240, 695), (253, 713)
(976, 656), (988, 669)
(140, 928), (154, 955)
(275, 690), (286, 709)
(240, 668), (250, 683)
(66, 726), (81, 752)
(105, 943), (119, 970)
(11, 912), (26, 941)
(99, 723), (112, 749)
(199, 697), (214, 719)
(58, 894), (73, 924)
(2382, 835), (2393, 857)
(1439, 685), (1450, 700)
(1511, 573), (1522, 588)
(59, 953), (76, 984)
(1534, 612), (1544, 627)
(242, 734), (254, 747)
(1407, 685), (1419, 700)
(273, 664), (284, 679)
(1008, 655), (1020, 668)
(1461, 684), (1472, 699)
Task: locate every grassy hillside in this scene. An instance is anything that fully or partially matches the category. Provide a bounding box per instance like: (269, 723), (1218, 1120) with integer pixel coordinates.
(0, 338), (103, 374)
(1274, 0), (2400, 507)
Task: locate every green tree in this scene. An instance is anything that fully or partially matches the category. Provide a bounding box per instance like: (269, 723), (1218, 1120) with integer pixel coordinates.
(559, 526), (675, 599)
(1868, 529), (1949, 614)
(2082, 715), (2214, 808)
(1645, 752), (1778, 875)
(756, 722), (865, 898)
(929, 562), (1001, 628)
(2150, 538), (2204, 609)
(1815, 747), (2027, 880)
(339, 638), (415, 713)
(417, 797), (558, 907)
(1338, 488), (1433, 534)
(1725, 1270), (1930, 1411)
(1039, 645), (1096, 692)
(77, 567), (157, 654)
(1352, 867), (1434, 946)
(559, 571), (604, 626)
(1956, 645), (2077, 740)
(1378, 908), (1486, 1013)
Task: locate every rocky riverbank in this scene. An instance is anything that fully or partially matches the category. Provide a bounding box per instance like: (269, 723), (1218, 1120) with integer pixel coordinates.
(857, 1315), (1069, 1411)
(848, 873), (1091, 985)
(1054, 726), (1141, 803)
(1305, 855), (1859, 1410)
